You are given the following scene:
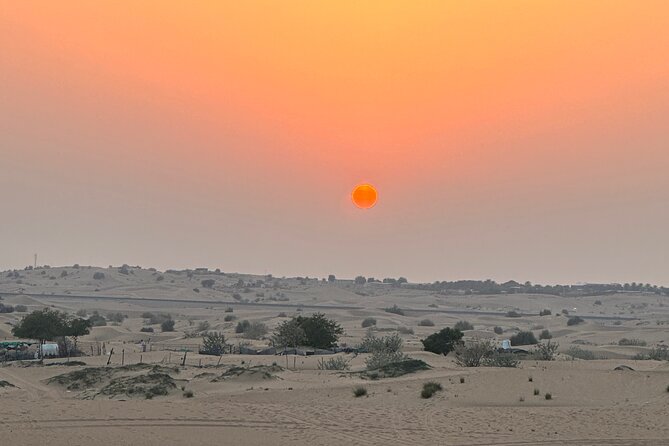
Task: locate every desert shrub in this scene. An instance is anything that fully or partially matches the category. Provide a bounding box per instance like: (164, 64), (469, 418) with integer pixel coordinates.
(88, 312), (107, 327)
(646, 345), (669, 361)
(455, 338), (495, 367)
(197, 321), (211, 332)
(140, 327), (154, 333)
(244, 321), (268, 340)
(118, 265), (130, 275)
(60, 270), (68, 278)
(317, 356), (351, 371)
(353, 386), (367, 397)
(146, 313), (172, 325)
(454, 320), (474, 331)
(483, 352), (520, 368)
(618, 338), (647, 346)
(161, 319), (175, 332)
(422, 328), (464, 355)
(76, 309), (87, 317)
(594, 300), (602, 305)
(361, 317), (377, 328)
(201, 332), (227, 356)
(141, 312), (154, 319)
(235, 320), (251, 333)
(460, 377), (465, 384)
(232, 293), (242, 301)
(506, 311), (522, 318)
(397, 326), (414, 335)
(545, 393), (552, 400)
(418, 319), (435, 327)
(567, 316), (585, 326)
(510, 331), (538, 346)
(539, 309), (552, 316)
(0, 304), (15, 313)
(421, 381), (443, 399)
(277, 312), (287, 318)
(193, 288), (200, 293)
(156, 275), (164, 282)
(363, 359), (429, 379)
(539, 329), (552, 340)
(93, 272), (105, 280)
(201, 279), (215, 289)
(533, 340), (559, 360)
(224, 307), (234, 313)
(224, 314), (236, 322)
(183, 390), (194, 398)
(493, 326), (504, 335)
(384, 305), (405, 316)
(107, 312), (127, 323)
(14, 305), (28, 313)
(566, 346), (596, 360)
(361, 332), (407, 370)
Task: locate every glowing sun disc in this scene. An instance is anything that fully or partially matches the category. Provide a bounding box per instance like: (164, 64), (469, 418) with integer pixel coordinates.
(352, 184), (378, 209)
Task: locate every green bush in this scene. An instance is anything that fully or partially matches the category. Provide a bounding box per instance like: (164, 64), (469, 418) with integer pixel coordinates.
(418, 319), (435, 327)
(224, 314), (236, 322)
(353, 386), (367, 397)
(533, 341), (559, 360)
(161, 319), (175, 332)
(567, 316), (585, 326)
(140, 327), (154, 333)
(455, 338), (495, 367)
(421, 381), (443, 399)
(539, 309), (552, 316)
(493, 326), (504, 335)
(422, 328), (464, 355)
(618, 338), (647, 346)
(545, 393), (552, 400)
(510, 331), (538, 346)
(566, 346), (596, 360)
(397, 326), (414, 335)
(454, 321), (474, 331)
(317, 356), (351, 371)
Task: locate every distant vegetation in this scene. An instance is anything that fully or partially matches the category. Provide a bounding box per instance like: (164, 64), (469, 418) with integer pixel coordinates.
(361, 317), (377, 328)
(454, 320), (474, 331)
(510, 331), (538, 346)
(384, 305), (405, 316)
(567, 316), (585, 326)
(421, 328), (464, 355)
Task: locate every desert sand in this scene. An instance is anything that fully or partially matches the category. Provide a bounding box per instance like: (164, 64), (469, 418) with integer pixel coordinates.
(1, 265), (668, 446)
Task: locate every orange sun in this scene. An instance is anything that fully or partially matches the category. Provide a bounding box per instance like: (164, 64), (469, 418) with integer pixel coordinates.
(351, 184), (378, 209)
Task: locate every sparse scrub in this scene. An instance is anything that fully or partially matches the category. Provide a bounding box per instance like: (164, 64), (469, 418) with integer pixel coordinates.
(545, 392), (552, 400)
(397, 326), (414, 335)
(197, 321), (211, 332)
(454, 320), (474, 331)
(183, 390), (194, 398)
(505, 311), (522, 318)
(224, 307), (234, 313)
(200, 332), (227, 356)
(483, 352), (520, 368)
(161, 319), (175, 332)
(618, 338), (647, 346)
(421, 381), (443, 399)
(539, 329), (552, 340)
(361, 332), (407, 370)
(384, 305), (405, 316)
(533, 341), (559, 361)
(418, 319), (435, 327)
(493, 326), (504, 335)
(566, 346), (596, 360)
(534, 388), (540, 396)
(539, 309), (552, 316)
(243, 321), (268, 340)
(455, 338), (495, 367)
(567, 316), (585, 326)
(317, 356), (351, 371)
(140, 327), (154, 333)
(353, 386), (367, 397)
(14, 305), (28, 313)
(224, 314), (237, 322)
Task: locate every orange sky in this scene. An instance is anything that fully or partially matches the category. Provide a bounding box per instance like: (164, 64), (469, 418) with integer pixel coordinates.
(2, 1), (668, 284)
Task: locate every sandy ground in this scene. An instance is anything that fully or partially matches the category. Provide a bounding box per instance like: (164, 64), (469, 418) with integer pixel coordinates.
(1, 266), (668, 445)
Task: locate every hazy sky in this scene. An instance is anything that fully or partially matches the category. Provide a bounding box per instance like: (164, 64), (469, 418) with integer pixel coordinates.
(2, 1), (668, 285)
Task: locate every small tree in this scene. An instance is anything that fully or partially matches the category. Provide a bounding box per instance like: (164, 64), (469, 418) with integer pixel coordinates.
(201, 332), (227, 356)
(539, 329), (552, 340)
(273, 318), (306, 349)
(67, 317), (92, 353)
(493, 326), (504, 335)
(421, 328), (464, 355)
(327, 274), (336, 283)
(354, 276), (367, 285)
(12, 309), (70, 357)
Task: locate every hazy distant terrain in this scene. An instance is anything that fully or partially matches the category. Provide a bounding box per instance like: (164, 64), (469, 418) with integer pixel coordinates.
(1, 265), (668, 445)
